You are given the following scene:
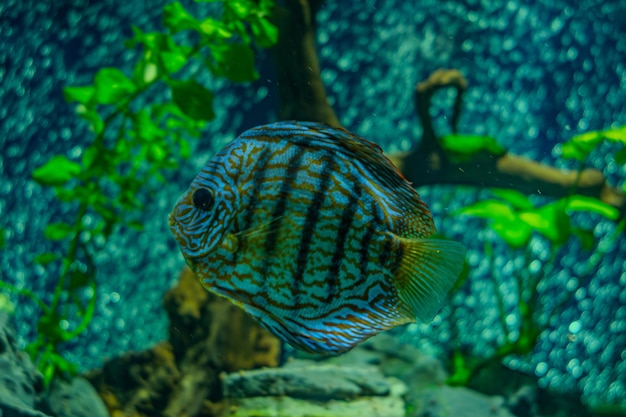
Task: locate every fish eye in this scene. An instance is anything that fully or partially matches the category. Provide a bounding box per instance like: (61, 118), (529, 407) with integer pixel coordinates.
(192, 188), (214, 211)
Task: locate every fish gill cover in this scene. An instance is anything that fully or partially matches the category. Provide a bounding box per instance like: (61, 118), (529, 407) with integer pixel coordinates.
(0, 0), (625, 409)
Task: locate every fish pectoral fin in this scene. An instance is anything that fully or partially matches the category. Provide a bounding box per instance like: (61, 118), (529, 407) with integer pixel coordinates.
(393, 238), (466, 322)
(233, 216), (285, 245)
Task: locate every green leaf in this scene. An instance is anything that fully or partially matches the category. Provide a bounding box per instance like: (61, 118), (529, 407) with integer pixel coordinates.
(544, 200), (572, 245)
(250, 16), (278, 48)
(199, 17), (233, 39)
(82, 145), (100, 170)
(602, 125), (626, 143)
(41, 359), (56, 387)
(169, 79), (215, 121)
(32, 156), (82, 186)
(147, 143), (167, 162)
(36, 347), (79, 387)
(128, 30), (190, 82)
(456, 200), (516, 221)
(132, 54), (159, 85)
(55, 188), (75, 202)
(0, 227), (4, 249)
(614, 147), (626, 165)
(76, 107), (104, 134)
(93, 68), (136, 105)
(226, 0), (252, 18)
(179, 138), (191, 159)
(491, 189), (533, 211)
(572, 227), (595, 251)
(63, 86), (95, 104)
(163, 2), (199, 33)
(211, 43), (258, 82)
(518, 211), (549, 230)
(52, 353), (79, 374)
(160, 50), (188, 74)
(521, 201), (571, 246)
(114, 137), (131, 159)
(0, 281), (47, 312)
(440, 134), (506, 161)
(64, 280), (98, 341)
(34, 253), (59, 265)
(44, 223), (74, 241)
(572, 130), (603, 145)
(118, 189), (142, 210)
(561, 141), (589, 161)
(565, 196), (620, 220)
(133, 110), (166, 142)
(95, 202), (116, 222)
(0, 293), (14, 314)
(492, 219), (532, 249)
(230, 20), (250, 42)
(124, 25), (142, 49)
(129, 28), (167, 51)
(561, 130), (603, 161)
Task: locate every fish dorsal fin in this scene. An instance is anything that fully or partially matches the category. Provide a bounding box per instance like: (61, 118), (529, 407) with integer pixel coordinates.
(393, 237), (466, 322)
(246, 121), (408, 182)
(243, 121), (436, 237)
(305, 122), (410, 182)
(295, 123), (436, 238)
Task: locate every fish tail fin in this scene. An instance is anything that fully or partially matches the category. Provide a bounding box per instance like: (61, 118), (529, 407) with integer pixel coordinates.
(393, 238), (466, 322)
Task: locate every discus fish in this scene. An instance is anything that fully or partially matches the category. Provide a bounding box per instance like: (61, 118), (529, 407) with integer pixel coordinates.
(168, 121), (466, 354)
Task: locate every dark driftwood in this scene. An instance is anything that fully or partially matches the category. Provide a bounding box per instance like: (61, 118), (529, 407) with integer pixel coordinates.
(271, 1), (625, 213)
(272, 0), (340, 127)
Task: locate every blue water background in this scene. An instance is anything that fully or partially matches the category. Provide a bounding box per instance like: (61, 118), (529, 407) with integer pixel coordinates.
(1, 0), (625, 406)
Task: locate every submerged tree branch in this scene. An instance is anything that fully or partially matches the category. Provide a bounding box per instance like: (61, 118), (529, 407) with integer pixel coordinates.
(271, 1), (625, 214)
(271, 0), (340, 127)
(391, 69), (625, 212)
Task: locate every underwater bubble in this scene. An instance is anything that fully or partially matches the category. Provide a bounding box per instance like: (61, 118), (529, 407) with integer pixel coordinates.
(566, 46), (579, 60)
(505, 313), (518, 327)
(550, 16), (565, 33)
(579, 298), (592, 311)
(465, 294), (477, 308)
(609, 320), (625, 334)
(115, 318), (125, 331)
(528, 259), (542, 274)
(566, 277), (579, 291)
(607, 380), (626, 402)
(60, 127), (72, 140)
(461, 39), (474, 52)
(568, 320), (582, 334)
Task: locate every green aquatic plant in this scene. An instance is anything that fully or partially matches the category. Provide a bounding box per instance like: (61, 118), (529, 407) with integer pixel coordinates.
(446, 125), (626, 387)
(561, 124), (626, 166)
(0, 0), (277, 387)
(439, 133), (506, 163)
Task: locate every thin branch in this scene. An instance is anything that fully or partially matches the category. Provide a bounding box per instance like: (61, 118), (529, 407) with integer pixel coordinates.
(271, 0), (340, 127)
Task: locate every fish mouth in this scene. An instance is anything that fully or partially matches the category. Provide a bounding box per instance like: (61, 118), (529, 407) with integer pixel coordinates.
(167, 213), (187, 250)
(168, 212), (213, 262)
(167, 213), (178, 228)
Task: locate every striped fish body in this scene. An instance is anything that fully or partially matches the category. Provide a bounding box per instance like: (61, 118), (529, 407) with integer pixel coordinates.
(169, 121), (466, 354)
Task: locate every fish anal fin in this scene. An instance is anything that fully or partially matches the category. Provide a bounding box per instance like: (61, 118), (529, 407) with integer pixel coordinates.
(393, 238), (466, 322)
